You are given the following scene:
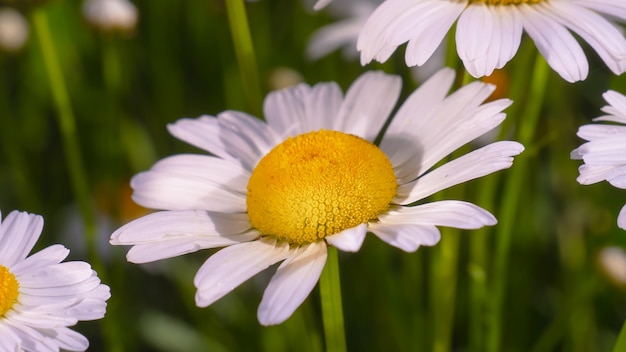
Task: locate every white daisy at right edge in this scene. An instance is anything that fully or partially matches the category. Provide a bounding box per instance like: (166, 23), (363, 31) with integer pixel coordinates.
(357, 0), (626, 83)
(572, 90), (626, 230)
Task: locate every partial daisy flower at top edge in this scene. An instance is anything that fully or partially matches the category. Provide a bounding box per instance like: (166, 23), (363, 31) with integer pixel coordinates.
(306, 0), (445, 82)
(572, 90), (626, 230)
(357, 0), (626, 83)
(0, 210), (110, 352)
(110, 68), (524, 326)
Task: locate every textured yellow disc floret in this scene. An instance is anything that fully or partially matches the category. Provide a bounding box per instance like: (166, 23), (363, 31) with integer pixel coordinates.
(247, 130), (397, 245)
(0, 265), (19, 317)
(468, 0), (543, 4)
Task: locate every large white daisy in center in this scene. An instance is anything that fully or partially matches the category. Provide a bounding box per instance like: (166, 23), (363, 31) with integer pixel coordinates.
(111, 68), (524, 326)
(357, 0), (626, 83)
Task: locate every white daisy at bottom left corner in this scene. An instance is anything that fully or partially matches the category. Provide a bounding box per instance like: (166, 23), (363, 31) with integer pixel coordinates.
(0, 210), (110, 352)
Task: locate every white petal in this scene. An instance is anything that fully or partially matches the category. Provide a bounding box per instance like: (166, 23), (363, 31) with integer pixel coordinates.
(576, 124), (626, 142)
(325, 223), (367, 252)
(0, 211), (43, 267)
(335, 71), (401, 141)
(307, 18), (364, 61)
(111, 211), (258, 263)
(546, 1), (626, 76)
(521, 3), (588, 82)
(397, 141), (524, 204)
(313, 0), (333, 11)
(384, 79), (511, 184)
(216, 111), (281, 170)
(45, 327), (89, 351)
(606, 165), (626, 189)
(456, 4), (523, 77)
(130, 157), (247, 213)
(257, 242), (327, 325)
(111, 210), (252, 244)
(11, 245), (69, 276)
(379, 201), (496, 229)
(618, 204), (626, 230)
(574, 0), (626, 21)
(404, 2), (465, 67)
(369, 222), (441, 252)
(17, 261), (93, 288)
(358, 0), (418, 64)
(263, 81), (343, 138)
(194, 238), (291, 307)
(124, 232), (259, 264)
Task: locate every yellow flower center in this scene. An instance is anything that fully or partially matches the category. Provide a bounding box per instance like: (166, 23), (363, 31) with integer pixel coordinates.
(0, 265), (19, 317)
(247, 130), (397, 245)
(468, 0), (543, 4)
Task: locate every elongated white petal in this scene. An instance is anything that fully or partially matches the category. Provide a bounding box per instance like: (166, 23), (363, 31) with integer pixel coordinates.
(11, 245), (69, 276)
(326, 223), (367, 252)
(264, 82), (343, 138)
(125, 232), (259, 264)
(131, 166), (247, 213)
(521, 3), (588, 82)
(111, 210), (252, 244)
(606, 165), (626, 189)
(0, 211), (43, 267)
(618, 205), (626, 230)
(258, 242), (327, 325)
(111, 210), (258, 263)
(380, 201), (496, 229)
(369, 222), (441, 252)
(396, 141), (524, 204)
(546, 1), (626, 76)
(335, 71), (401, 141)
(194, 239), (291, 307)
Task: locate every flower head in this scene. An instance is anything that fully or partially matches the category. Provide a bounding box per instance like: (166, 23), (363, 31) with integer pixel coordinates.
(111, 68), (524, 326)
(572, 90), (626, 230)
(357, 0), (626, 83)
(0, 7), (28, 53)
(0, 210), (110, 351)
(83, 0), (138, 33)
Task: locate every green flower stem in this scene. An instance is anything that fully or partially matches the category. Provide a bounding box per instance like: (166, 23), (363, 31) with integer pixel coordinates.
(319, 246), (347, 352)
(487, 54), (549, 352)
(32, 9), (100, 270)
(224, 0), (263, 117)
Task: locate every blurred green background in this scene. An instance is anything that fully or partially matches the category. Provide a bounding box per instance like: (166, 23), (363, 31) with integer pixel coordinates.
(0, 0), (625, 351)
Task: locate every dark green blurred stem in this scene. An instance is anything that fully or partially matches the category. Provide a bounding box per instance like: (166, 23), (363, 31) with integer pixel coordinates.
(225, 0), (263, 117)
(487, 54), (549, 352)
(613, 319), (626, 352)
(0, 60), (40, 210)
(319, 246), (347, 352)
(32, 9), (101, 270)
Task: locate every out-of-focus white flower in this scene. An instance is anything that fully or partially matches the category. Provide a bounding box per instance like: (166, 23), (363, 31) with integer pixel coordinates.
(0, 8), (28, 53)
(572, 90), (626, 230)
(307, 0), (444, 82)
(0, 210), (110, 351)
(83, 0), (138, 33)
(358, 0), (626, 83)
(267, 67), (304, 91)
(111, 68), (523, 326)
(307, 0), (381, 61)
(598, 246), (626, 287)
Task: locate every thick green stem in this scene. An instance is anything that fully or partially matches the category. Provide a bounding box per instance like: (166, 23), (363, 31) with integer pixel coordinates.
(224, 0), (263, 116)
(319, 246), (347, 352)
(487, 55), (549, 352)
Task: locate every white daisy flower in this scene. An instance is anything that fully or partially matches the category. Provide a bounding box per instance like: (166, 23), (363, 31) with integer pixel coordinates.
(0, 210), (110, 351)
(357, 0), (626, 83)
(83, 0), (138, 33)
(572, 90), (626, 230)
(111, 68), (524, 326)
